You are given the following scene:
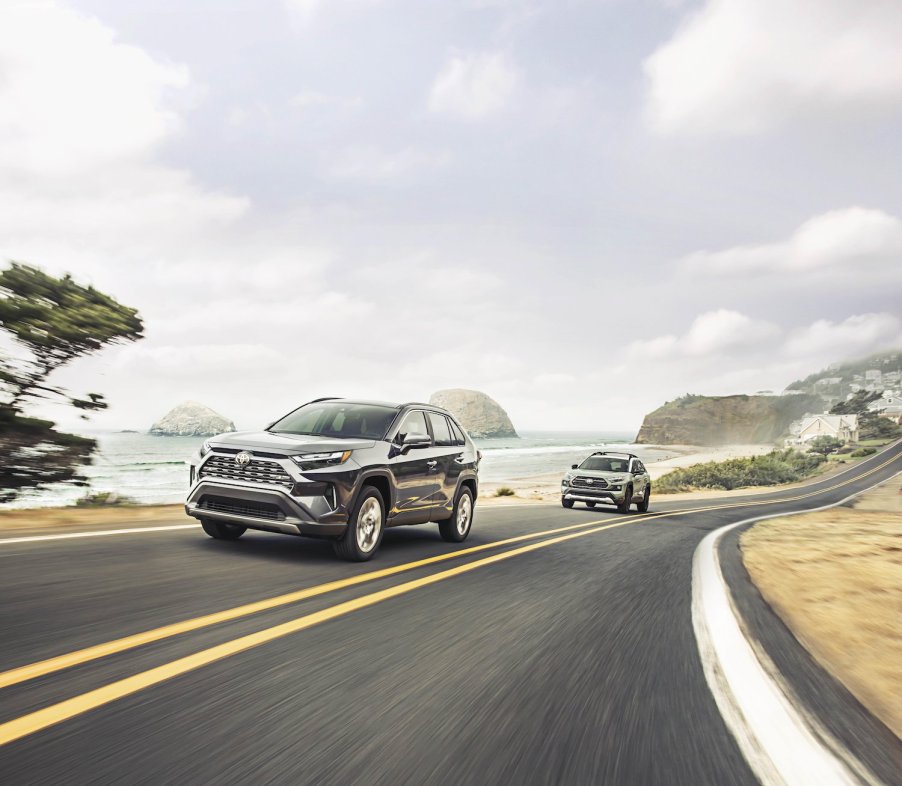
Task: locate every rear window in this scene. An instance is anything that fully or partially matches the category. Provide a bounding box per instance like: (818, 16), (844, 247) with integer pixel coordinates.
(449, 419), (466, 446)
(427, 412), (453, 447)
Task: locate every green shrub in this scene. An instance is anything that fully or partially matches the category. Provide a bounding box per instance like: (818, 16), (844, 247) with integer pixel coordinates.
(656, 449), (826, 493)
(494, 487), (515, 497)
(74, 491), (138, 507)
(851, 447), (877, 458)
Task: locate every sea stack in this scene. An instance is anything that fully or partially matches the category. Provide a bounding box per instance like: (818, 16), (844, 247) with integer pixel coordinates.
(429, 389), (518, 438)
(149, 401), (236, 437)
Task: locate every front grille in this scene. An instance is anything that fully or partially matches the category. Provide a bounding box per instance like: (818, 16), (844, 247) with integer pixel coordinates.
(571, 476), (609, 489)
(200, 496), (285, 521)
(199, 454), (293, 489)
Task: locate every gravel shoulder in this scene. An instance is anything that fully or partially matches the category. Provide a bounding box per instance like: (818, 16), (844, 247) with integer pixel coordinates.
(740, 478), (902, 740)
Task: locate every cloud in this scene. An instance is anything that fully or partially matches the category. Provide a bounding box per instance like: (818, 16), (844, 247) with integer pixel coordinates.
(645, 0), (902, 135)
(428, 51), (519, 119)
(784, 313), (902, 357)
(283, 0), (382, 26)
(325, 145), (450, 180)
(680, 207), (902, 276)
(0, 2), (188, 175)
(289, 91), (362, 111)
(629, 309), (780, 358)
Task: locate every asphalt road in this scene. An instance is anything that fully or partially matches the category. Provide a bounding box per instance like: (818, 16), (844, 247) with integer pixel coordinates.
(1, 444), (900, 785)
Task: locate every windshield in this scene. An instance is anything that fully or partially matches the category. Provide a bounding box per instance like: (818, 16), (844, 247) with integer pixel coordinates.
(578, 456), (630, 473)
(269, 402), (399, 440)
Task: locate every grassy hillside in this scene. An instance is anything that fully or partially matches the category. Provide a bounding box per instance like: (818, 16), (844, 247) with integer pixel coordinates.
(635, 393), (823, 446)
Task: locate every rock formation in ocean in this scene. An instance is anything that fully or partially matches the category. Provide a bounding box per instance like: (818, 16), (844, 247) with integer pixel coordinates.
(429, 389), (518, 438)
(149, 401), (236, 437)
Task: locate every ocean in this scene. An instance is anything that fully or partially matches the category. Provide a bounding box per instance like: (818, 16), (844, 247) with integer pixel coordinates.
(5, 430), (671, 509)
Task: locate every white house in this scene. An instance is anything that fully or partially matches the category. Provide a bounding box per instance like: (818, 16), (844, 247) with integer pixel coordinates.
(868, 395), (902, 412)
(797, 414), (859, 444)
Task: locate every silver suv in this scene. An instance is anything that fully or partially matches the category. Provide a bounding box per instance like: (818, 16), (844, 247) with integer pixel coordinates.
(561, 451), (650, 513)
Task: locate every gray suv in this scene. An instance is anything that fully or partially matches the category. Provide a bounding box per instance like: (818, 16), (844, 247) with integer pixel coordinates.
(560, 451), (650, 513)
(185, 398), (480, 560)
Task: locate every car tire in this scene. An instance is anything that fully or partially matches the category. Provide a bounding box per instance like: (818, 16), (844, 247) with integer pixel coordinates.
(637, 486), (650, 513)
(334, 486), (385, 561)
(562, 497), (574, 509)
(440, 486), (475, 543)
(617, 486), (633, 514)
(585, 501), (596, 508)
(201, 518), (246, 540)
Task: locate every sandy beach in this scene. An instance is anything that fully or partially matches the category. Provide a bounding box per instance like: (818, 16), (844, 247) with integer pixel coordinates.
(479, 443), (776, 504)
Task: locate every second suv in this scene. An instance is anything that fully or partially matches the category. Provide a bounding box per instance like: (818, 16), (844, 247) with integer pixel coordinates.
(560, 451), (650, 513)
(185, 398), (479, 560)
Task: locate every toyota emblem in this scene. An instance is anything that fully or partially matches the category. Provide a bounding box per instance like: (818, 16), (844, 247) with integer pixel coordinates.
(586, 479), (594, 485)
(235, 451), (252, 467)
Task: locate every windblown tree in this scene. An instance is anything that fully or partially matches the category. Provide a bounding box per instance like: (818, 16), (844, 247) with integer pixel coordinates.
(0, 263), (143, 503)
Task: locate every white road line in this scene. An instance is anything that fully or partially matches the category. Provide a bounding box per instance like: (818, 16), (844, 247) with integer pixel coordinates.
(0, 524), (198, 545)
(691, 473), (900, 786)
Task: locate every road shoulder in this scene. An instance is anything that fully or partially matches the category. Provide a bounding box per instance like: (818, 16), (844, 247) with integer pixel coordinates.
(718, 514), (902, 784)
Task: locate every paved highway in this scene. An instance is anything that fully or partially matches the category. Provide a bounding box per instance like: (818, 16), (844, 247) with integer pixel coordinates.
(1, 444), (900, 785)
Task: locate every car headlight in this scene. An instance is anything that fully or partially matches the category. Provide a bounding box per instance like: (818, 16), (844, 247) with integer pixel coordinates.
(609, 476), (625, 483)
(292, 450), (352, 471)
(199, 440), (212, 458)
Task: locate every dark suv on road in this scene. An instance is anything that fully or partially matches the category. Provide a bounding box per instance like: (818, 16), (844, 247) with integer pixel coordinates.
(185, 398), (480, 560)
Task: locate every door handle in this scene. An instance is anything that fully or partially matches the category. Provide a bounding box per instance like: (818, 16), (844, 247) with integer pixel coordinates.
(426, 460), (438, 469)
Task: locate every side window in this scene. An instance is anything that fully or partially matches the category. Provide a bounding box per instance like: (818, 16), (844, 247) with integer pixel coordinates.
(449, 419), (466, 446)
(396, 410), (429, 442)
(427, 412), (453, 447)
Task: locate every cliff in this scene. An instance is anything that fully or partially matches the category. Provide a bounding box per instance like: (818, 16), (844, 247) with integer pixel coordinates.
(429, 389), (518, 438)
(634, 394), (823, 446)
(149, 401), (236, 437)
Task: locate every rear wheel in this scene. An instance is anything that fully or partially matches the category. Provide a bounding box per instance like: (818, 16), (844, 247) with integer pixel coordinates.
(585, 501), (596, 508)
(637, 486), (650, 513)
(561, 497), (574, 509)
(440, 486), (474, 543)
(334, 487), (384, 561)
(201, 519), (246, 540)
(617, 486), (633, 514)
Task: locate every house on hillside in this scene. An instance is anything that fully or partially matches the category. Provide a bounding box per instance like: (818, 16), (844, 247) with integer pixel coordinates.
(868, 395), (902, 412)
(796, 414), (859, 444)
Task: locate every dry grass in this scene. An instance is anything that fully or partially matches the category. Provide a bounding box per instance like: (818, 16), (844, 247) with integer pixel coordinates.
(741, 480), (902, 739)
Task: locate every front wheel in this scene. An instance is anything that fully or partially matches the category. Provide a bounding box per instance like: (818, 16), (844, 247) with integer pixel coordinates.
(636, 486), (650, 513)
(440, 487), (474, 543)
(562, 497), (574, 509)
(334, 487), (385, 561)
(201, 519), (246, 540)
(617, 486), (633, 514)
(585, 501), (596, 508)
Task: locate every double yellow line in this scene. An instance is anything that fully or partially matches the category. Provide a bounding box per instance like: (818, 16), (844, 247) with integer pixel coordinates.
(0, 446), (898, 747)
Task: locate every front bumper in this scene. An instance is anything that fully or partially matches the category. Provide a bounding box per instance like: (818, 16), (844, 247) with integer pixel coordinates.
(185, 480), (348, 538)
(561, 485), (626, 504)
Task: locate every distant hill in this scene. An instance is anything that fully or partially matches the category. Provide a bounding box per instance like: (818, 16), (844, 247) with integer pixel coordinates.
(785, 348), (902, 404)
(635, 394), (823, 446)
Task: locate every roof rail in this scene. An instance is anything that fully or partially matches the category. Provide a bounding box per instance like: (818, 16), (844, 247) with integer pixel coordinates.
(590, 450), (638, 460)
(308, 397), (341, 404)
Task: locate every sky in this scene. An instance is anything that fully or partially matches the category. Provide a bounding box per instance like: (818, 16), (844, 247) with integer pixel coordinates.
(1, 0), (901, 433)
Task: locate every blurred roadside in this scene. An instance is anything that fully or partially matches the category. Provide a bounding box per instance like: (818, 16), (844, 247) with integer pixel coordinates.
(742, 478), (902, 740)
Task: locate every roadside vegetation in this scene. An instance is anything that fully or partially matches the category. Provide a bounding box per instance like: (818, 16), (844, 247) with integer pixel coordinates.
(74, 492), (138, 507)
(656, 449), (826, 492)
(494, 486), (515, 497)
(0, 264), (143, 504)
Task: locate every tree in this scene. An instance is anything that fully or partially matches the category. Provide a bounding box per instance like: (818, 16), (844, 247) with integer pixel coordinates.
(808, 435), (843, 456)
(0, 263), (143, 503)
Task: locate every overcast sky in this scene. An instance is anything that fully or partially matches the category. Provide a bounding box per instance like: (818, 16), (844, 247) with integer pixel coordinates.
(2, 0), (901, 433)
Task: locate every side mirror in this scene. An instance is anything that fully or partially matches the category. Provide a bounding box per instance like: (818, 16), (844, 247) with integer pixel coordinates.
(401, 432), (432, 451)
(571, 464), (579, 470)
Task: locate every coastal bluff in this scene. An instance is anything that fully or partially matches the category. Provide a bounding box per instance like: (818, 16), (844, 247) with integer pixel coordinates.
(635, 393), (822, 446)
(429, 389), (518, 438)
(149, 401), (236, 437)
